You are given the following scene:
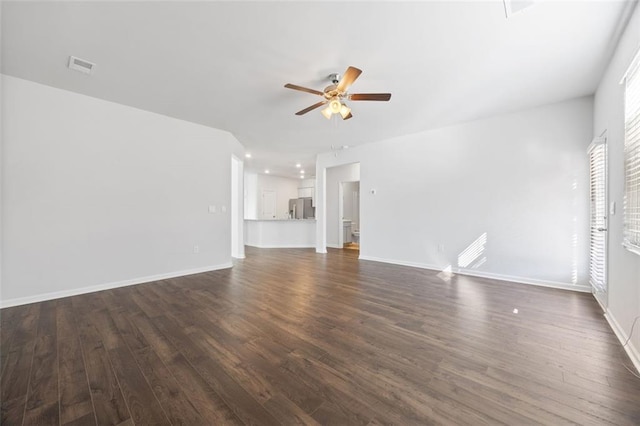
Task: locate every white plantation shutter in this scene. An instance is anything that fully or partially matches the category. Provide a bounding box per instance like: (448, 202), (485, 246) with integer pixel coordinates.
(589, 140), (607, 293)
(624, 52), (640, 254)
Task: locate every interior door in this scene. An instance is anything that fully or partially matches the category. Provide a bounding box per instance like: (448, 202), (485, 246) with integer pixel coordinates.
(588, 137), (608, 309)
(261, 190), (276, 219)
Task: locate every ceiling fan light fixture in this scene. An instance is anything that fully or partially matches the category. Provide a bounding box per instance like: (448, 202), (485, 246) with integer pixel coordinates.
(284, 66), (391, 120)
(339, 104), (351, 119)
(329, 98), (342, 114)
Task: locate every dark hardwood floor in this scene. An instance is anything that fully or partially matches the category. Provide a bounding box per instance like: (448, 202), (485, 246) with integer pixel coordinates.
(2, 247), (640, 425)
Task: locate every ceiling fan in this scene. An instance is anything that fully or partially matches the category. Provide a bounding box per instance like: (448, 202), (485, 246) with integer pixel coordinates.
(284, 66), (392, 120)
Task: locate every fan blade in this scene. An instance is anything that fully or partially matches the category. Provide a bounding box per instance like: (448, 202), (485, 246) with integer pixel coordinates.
(284, 83), (324, 96)
(342, 112), (353, 120)
(349, 93), (392, 101)
(336, 66), (362, 93)
(295, 101), (327, 115)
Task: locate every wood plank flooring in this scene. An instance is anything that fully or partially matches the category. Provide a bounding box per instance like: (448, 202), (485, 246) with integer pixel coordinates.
(2, 246), (640, 425)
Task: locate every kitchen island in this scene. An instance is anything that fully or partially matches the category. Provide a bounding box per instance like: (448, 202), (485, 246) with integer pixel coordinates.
(244, 219), (316, 248)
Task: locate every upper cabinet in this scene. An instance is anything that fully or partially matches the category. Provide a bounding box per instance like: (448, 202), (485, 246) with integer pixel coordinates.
(299, 178), (316, 206)
(298, 187), (314, 198)
(298, 186), (315, 207)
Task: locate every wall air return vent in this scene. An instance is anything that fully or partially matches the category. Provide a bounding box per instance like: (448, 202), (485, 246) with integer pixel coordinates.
(68, 56), (95, 75)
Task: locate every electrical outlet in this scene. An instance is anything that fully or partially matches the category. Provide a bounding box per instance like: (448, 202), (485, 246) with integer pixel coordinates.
(193, 245), (199, 253)
(208, 205), (216, 213)
(438, 244), (445, 252)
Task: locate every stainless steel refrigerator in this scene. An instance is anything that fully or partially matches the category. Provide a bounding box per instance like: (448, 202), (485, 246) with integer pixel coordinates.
(289, 197), (315, 219)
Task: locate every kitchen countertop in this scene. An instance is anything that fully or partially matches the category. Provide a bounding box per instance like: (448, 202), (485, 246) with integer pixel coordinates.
(244, 218), (315, 221)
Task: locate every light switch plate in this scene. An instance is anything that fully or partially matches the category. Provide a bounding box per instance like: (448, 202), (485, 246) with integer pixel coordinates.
(222, 205), (227, 213)
(610, 201), (616, 215)
(208, 205), (216, 213)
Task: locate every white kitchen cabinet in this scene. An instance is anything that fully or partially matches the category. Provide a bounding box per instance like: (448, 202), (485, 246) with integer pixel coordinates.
(298, 187), (314, 198)
(343, 221), (352, 244)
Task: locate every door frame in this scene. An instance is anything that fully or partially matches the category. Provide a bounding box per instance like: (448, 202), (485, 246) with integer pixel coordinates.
(231, 155), (245, 259)
(338, 182), (344, 247)
(588, 135), (608, 310)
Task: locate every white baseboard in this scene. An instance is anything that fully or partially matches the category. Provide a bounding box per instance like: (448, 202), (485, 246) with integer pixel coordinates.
(454, 267), (591, 293)
(358, 255), (591, 293)
(245, 243), (315, 249)
(326, 244), (342, 249)
(0, 263), (232, 309)
(604, 310), (640, 374)
(359, 255), (441, 273)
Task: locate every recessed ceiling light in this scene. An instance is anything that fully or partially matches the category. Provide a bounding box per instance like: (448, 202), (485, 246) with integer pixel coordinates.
(265, 169), (270, 174)
(245, 153), (252, 158)
(300, 176), (304, 179)
(296, 163), (301, 168)
(300, 170), (305, 174)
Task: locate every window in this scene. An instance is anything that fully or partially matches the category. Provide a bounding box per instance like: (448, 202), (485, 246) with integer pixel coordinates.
(623, 51), (640, 254)
(588, 139), (607, 293)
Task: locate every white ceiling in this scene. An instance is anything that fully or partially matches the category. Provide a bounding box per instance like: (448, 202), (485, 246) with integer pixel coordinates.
(2, 1), (635, 179)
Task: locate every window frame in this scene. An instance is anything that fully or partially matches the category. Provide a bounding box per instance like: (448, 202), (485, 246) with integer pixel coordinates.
(622, 49), (640, 255)
(588, 138), (608, 292)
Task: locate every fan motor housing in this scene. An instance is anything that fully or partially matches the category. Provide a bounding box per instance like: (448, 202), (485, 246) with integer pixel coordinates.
(323, 85), (340, 99)
(324, 73), (343, 98)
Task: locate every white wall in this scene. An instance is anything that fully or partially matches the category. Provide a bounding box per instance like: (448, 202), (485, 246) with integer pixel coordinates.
(244, 171), (258, 220)
(1, 75), (244, 306)
(317, 97), (593, 291)
(593, 4), (640, 370)
(0, 5), (4, 303)
(326, 163), (360, 248)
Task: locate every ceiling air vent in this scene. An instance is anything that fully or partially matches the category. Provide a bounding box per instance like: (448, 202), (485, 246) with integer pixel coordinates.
(68, 56), (95, 75)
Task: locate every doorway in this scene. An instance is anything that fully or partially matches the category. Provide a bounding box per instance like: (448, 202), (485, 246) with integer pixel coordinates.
(588, 136), (608, 309)
(339, 181), (360, 251)
(320, 162), (361, 253)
